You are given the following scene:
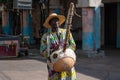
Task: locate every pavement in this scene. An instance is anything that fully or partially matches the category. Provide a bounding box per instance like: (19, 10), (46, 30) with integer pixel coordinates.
(75, 50), (120, 80)
(0, 49), (120, 80)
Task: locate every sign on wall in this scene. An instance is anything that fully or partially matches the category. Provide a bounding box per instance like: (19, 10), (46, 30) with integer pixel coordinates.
(13, 0), (32, 9)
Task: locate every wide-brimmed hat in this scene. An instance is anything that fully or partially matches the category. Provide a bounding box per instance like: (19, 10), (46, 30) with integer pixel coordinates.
(43, 13), (66, 28)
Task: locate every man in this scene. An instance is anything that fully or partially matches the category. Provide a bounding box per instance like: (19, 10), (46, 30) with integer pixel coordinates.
(40, 13), (77, 80)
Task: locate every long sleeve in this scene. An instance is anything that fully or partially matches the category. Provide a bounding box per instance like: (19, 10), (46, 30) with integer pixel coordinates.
(40, 33), (47, 58)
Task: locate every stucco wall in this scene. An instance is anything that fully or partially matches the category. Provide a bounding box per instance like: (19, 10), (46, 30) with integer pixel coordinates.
(103, 0), (120, 3)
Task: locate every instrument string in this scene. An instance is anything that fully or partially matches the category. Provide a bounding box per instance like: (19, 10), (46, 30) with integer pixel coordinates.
(74, 5), (81, 18)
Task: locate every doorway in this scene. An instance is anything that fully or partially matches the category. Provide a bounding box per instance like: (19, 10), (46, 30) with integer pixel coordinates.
(104, 3), (117, 49)
(0, 12), (2, 34)
(12, 10), (21, 35)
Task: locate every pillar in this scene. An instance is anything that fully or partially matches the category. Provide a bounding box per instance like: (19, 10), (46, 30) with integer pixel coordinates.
(117, 3), (120, 48)
(82, 6), (101, 51)
(93, 7), (101, 50)
(22, 10), (29, 36)
(28, 10), (35, 44)
(21, 10), (30, 44)
(22, 10), (35, 44)
(8, 11), (13, 35)
(2, 7), (8, 34)
(82, 7), (103, 57)
(82, 8), (94, 50)
(2, 4), (13, 35)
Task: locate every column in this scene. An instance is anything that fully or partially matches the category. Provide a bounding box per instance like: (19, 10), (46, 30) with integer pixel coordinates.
(22, 10), (30, 44)
(82, 8), (94, 50)
(117, 3), (120, 48)
(82, 7), (103, 57)
(93, 7), (101, 50)
(22, 10), (29, 36)
(2, 7), (8, 34)
(8, 11), (13, 35)
(28, 10), (35, 44)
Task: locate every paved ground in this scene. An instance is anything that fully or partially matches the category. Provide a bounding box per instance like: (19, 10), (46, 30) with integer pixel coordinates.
(0, 49), (120, 80)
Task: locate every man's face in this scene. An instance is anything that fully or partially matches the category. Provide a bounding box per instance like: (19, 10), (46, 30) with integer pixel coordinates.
(49, 17), (59, 32)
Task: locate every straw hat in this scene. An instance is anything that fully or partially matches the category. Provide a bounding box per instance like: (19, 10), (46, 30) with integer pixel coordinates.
(43, 13), (66, 28)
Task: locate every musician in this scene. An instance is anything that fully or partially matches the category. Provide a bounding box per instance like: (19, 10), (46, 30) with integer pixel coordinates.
(40, 13), (77, 80)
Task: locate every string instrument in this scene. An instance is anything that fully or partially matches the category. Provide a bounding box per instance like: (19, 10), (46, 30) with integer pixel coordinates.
(47, 2), (76, 72)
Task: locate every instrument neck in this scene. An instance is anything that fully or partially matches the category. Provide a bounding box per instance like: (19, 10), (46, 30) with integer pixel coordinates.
(63, 2), (74, 52)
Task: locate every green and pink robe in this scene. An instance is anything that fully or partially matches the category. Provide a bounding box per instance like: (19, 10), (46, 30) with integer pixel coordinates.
(40, 28), (77, 80)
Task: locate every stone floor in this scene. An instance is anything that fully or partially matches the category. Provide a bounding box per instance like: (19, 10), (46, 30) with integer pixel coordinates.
(0, 49), (120, 80)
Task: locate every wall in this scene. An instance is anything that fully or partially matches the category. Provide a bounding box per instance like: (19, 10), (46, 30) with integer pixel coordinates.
(103, 0), (120, 3)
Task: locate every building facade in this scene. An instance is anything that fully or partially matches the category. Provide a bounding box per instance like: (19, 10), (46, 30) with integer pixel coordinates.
(0, 0), (120, 55)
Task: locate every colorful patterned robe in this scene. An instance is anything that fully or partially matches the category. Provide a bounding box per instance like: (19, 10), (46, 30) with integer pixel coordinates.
(40, 28), (77, 80)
